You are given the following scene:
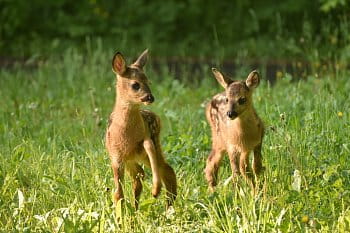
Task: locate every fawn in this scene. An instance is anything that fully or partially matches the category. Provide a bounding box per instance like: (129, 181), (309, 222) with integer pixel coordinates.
(204, 68), (264, 191)
(105, 49), (177, 209)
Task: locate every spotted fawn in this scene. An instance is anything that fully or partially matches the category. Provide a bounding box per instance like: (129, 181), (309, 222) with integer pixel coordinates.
(204, 68), (264, 191)
(105, 49), (177, 209)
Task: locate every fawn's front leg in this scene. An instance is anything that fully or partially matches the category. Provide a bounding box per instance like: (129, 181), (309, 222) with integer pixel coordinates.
(228, 149), (240, 181)
(143, 139), (162, 197)
(110, 157), (125, 204)
(205, 149), (224, 192)
(240, 151), (255, 188)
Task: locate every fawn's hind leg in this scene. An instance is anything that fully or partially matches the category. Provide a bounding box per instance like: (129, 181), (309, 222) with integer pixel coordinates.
(159, 162), (177, 207)
(110, 157), (125, 204)
(205, 149), (225, 192)
(253, 143), (263, 175)
(126, 162), (145, 209)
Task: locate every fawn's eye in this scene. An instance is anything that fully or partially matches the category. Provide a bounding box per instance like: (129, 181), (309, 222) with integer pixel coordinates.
(238, 97), (246, 105)
(225, 98), (229, 103)
(131, 82), (140, 91)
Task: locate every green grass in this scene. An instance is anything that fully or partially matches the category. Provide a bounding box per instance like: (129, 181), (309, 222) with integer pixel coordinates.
(0, 49), (349, 232)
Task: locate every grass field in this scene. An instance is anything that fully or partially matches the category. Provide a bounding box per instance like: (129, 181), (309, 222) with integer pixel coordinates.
(0, 49), (349, 232)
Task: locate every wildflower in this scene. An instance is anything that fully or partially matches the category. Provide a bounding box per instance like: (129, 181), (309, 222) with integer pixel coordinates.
(337, 112), (343, 118)
(301, 215), (309, 223)
(27, 102), (38, 109)
(165, 206), (176, 219)
(309, 219), (318, 228)
(280, 113), (285, 121)
(292, 170), (301, 192)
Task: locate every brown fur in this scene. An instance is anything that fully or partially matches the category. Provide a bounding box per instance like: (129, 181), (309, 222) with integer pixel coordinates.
(204, 68), (265, 191)
(105, 49), (177, 209)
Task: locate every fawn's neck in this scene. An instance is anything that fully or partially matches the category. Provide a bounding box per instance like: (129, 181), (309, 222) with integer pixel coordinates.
(234, 106), (256, 126)
(113, 96), (142, 125)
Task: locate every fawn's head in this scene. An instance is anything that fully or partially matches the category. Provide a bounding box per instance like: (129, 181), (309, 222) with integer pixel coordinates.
(211, 68), (260, 120)
(112, 49), (154, 105)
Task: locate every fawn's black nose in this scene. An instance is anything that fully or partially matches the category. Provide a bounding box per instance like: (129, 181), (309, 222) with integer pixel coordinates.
(227, 111), (238, 119)
(147, 94), (154, 103)
(141, 94), (154, 104)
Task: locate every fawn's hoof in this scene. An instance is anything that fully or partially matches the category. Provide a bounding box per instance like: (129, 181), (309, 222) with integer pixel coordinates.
(152, 185), (161, 197)
(114, 192), (124, 203)
(253, 165), (265, 175)
(208, 185), (216, 193)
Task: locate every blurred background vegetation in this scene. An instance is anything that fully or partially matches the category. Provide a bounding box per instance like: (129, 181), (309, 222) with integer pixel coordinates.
(1, 0), (350, 78)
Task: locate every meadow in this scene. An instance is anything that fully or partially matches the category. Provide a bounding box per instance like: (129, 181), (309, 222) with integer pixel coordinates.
(0, 48), (349, 232)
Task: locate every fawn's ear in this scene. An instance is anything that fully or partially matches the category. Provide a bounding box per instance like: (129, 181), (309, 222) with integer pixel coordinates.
(246, 70), (260, 89)
(212, 68), (232, 88)
(112, 52), (126, 75)
(133, 49), (148, 68)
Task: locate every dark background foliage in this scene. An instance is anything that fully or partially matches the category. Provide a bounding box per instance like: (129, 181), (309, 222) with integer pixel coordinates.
(1, 0), (349, 59)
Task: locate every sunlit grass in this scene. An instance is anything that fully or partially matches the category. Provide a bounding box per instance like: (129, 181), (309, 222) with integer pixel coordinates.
(0, 49), (349, 232)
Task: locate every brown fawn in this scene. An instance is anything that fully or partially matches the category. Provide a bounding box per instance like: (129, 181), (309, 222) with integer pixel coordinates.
(204, 68), (264, 191)
(105, 49), (177, 209)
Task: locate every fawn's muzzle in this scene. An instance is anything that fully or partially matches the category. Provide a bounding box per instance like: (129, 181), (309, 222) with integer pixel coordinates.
(227, 111), (238, 119)
(141, 94), (154, 104)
